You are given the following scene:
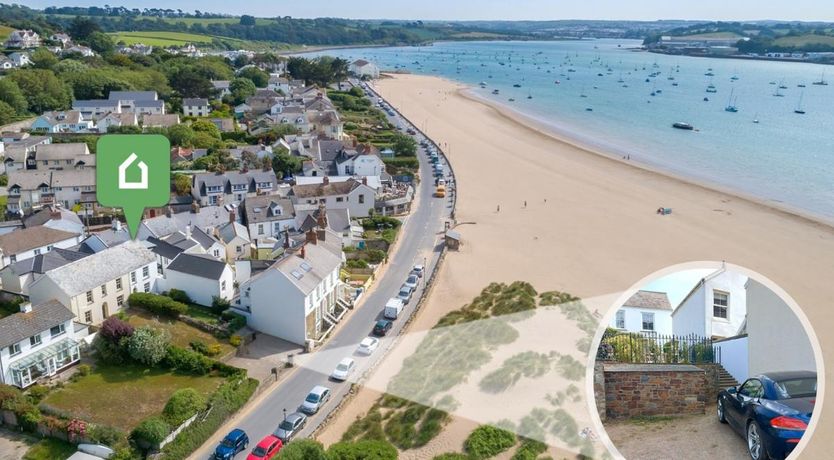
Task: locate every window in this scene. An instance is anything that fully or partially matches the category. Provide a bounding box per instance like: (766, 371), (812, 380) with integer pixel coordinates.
(336, 197), (344, 202)
(86, 290), (94, 303)
(142, 266), (149, 279)
(739, 379), (764, 398)
(130, 272), (137, 283)
(258, 224), (264, 235)
(713, 291), (729, 319)
(144, 282), (150, 292)
(101, 284), (107, 296)
(116, 278), (122, 290)
(358, 194), (365, 204)
(50, 324), (66, 337)
(29, 334), (42, 347)
(8, 343), (20, 356)
(615, 310), (625, 329)
(9, 255), (15, 263)
(117, 295), (124, 306)
(213, 249), (220, 258)
(34, 249), (41, 256)
(221, 280), (227, 290)
(641, 312), (655, 331)
(84, 310), (92, 323)
(46, 245), (53, 251)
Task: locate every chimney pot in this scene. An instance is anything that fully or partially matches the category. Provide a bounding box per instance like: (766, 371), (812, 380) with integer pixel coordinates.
(322, 176), (330, 185)
(229, 210), (236, 223)
(306, 229), (318, 245)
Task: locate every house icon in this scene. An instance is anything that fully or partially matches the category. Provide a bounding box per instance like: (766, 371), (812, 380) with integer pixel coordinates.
(118, 153), (149, 190)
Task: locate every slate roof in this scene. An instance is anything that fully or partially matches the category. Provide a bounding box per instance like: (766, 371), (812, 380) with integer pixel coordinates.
(243, 195), (295, 225)
(166, 253), (228, 280)
(622, 290), (673, 311)
(143, 114), (179, 127)
(0, 227), (78, 256)
(0, 300), (75, 349)
(291, 179), (362, 199)
(23, 207), (82, 228)
(270, 243), (341, 295)
(147, 236), (185, 260)
(217, 221), (250, 244)
(108, 91), (158, 101)
(6, 248), (88, 276)
(183, 98), (209, 107)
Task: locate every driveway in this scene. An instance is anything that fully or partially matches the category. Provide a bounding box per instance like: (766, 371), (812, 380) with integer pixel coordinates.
(0, 429), (33, 460)
(604, 404), (749, 460)
(226, 333), (302, 383)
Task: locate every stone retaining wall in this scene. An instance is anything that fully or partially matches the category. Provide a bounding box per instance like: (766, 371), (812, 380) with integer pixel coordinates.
(603, 363), (707, 419)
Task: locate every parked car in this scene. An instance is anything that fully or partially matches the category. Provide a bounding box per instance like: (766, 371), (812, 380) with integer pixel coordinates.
(412, 264), (425, 278)
(331, 357), (356, 381)
(214, 429), (249, 459)
(356, 337), (380, 355)
(273, 412), (307, 443)
(404, 274), (420, 290)
(406, 128), (417, 135)
(718, 371), (817, 460)
(300, 385), (331, 414)
(384, 297), (405, 320)
(397, 285), (413, 304)
(373, 319), (393, 336)
(246, 435), (282, 460)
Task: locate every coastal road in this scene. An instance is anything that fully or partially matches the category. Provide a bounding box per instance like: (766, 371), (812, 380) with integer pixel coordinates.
(190, 83), (454, 458)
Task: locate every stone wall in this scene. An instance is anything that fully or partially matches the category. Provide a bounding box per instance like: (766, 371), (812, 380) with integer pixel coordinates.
(594, 361), (606, 422)
(695, 363), (722, 397)
(603, 363), (707, 419)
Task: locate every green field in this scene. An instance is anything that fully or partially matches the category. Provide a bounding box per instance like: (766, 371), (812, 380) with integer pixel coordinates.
(0, 25), (15, 38)
(774, 34), (834, 47)
(108, 31), (216, 46)
(676, 31), (745, 40)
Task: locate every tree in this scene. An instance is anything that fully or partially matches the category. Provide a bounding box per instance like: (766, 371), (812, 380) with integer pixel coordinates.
(126, 326), (170, 366)
(85, 31), (115, 55)
(237, 67), (269, 88)
(0, 101), (17, 125)
(99, 316), (135, 343)
(392, 132), (417, 156)
(167, 124), (196, 147)
(69, 16), (101, 40)
(191, 119), (221, 139)
(229, 77), (255, 105)
(326, 440), (398, 460)
(8, 69), (73, 113)
(30, 48), (58, 70)
(271, 148), (303, 178)
(192, 132), (222, 149)
(170, 68), (214, 98)
(173, 173), (192, 196)
(239, 15), (256, 26)
(0, 79), (27, 114)
(275, 439), (327, 460)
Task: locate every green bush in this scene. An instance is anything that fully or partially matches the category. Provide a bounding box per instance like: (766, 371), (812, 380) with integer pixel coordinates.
(160, 378), (258, 459)
(275, 439), (327, 460)
(189, 340), (210, 356)
(126, 326), (171, 366)
(132, 416), (171, 446)
(326, 440), (397, 460)
(76, 364), (92, 376)
(464, 425), (517, 460)
(166, 289), (192, 304)
(87, 424), (126, 447)
(212, 361), (246, 378)
(221, 310), (247, 333)
(363, 249), (386, 264)
(163, 389), (206, 426)
(229, 335), (242, 347)
(163, 346), (213, 375)
(361, 216), (402, 230)
(381, 229), (397, 245)
(211, 296), (231, 314)
(432, 454), (469, 460)
(26, 385), (50, 403)
(128, 293), (188, 318)
(346, 259), (369, 269)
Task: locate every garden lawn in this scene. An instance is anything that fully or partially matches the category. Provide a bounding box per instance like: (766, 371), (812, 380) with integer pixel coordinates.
(22, 438), (76, 460)
(127, 310), (235, 356)
(41, 364), (222, 432)
(107, 31), (215, 46)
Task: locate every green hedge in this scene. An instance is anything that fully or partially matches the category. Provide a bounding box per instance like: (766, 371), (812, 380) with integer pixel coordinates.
(132, 416), (171, 446)
(160, 378), (259, 460)
(166, 289), (192, 304)
(382, 157), (419, 169)
(221, 310), (247, 333)
(129, 293), (188, 318)
(464, 425), (517, 460)
(163, 346), (213, 375)
(361, 216), (401, 230)
(163, 389), (206, 426)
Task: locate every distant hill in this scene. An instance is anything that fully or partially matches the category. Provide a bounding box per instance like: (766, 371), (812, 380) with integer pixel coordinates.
(645, 21), (834, 53)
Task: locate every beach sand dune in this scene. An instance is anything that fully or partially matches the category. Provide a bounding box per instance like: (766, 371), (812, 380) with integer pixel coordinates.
(318, 74), (834, 458)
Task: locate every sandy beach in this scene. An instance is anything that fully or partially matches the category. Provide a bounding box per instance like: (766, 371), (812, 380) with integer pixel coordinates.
(317, 73), (834, 458)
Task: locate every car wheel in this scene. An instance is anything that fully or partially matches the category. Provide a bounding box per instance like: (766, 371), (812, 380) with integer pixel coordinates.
(747, 421), (769, 460)
(717, 398), (727, 423)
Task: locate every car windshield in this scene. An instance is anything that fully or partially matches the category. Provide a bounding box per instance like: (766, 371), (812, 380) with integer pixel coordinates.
(399, 289), (409, 296)
(336, 364), (349, 371)
(252, 447), (267, 456)
(220, 438), (236, 447)
(305, 393), (320, 403)
(278, 420), (294, 430)
(773, 377), (817, 399)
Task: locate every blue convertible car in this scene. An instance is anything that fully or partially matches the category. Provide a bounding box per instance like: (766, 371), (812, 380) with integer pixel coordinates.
(717, 371), (816, 460)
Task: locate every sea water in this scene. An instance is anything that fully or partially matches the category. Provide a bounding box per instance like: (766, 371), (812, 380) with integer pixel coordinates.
(307, 40), (834, 220)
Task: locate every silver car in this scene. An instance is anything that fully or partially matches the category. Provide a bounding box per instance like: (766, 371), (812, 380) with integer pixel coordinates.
(273, 412), (306, 443)
(404, 274), (419, 290)
(300, 385), (331, 414)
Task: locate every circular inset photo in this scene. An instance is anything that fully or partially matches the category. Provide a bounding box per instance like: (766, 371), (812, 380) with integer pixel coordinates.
(588, 263), (823, 460)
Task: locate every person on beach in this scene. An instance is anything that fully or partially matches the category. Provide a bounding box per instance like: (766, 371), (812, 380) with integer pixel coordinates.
(524, 200), (527, 208)
(497, 205), (500, 212)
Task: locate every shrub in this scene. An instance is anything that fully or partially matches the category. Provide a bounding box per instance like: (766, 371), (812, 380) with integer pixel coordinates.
(99, 316), (135, 343)
(163, 389), (206, 426)
(432, 454), (469, 460)
(26, 384), (50, 403)
(87, 424), (126, 447)
(189, 340), (209, 356)
(128, 293), (188, 318)
(275, 439), (327, 460)
(93, 333), (129, 364)
(221, 311), (247, 333)
(126, 326), (170, 366)
(211, 296), (231, 314)
(381, 229), (397, 245)
(326, 440), (397, 460)
(166, 289), (192, 304)
(163, 346), (212, 375)
(346, 259), (369, 269)
(361, 216), (401, 230)
(207, 344), (222, 356)
(363, 249), (386, 264)
(76, 364), (92, 376)
(228, 335), (242, 347)
(212, 361), (246, 378)
(464, 425), (517, 460)
(132, 416), (171, 446)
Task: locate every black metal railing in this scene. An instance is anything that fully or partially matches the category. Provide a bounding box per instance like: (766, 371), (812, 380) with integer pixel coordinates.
(597, 331), (716, 364)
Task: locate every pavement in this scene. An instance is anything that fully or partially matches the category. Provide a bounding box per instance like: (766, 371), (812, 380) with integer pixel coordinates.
(0, 429), (32, 460)
(189, 81), (454, 458)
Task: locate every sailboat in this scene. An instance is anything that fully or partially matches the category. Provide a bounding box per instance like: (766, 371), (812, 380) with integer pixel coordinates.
(753, 113), (760, 124)
(794, 92), (806, 114)
(773, 86), (785, 97)
(706, 82), (717, 93)
(812, 70), (828, 86)
(725, 89), (738, 112)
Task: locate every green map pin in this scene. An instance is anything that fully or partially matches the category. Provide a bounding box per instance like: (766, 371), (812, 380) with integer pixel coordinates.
(97, 135), (170, 239)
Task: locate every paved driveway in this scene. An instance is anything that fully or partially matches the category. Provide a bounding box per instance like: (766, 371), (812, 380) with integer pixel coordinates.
(0, 429), (32, 460)
(604, 404), (749, 460)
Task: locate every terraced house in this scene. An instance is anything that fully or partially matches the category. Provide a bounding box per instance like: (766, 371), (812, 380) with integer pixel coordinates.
(72, 90), (165, 120)
(191, 170), (278, 207)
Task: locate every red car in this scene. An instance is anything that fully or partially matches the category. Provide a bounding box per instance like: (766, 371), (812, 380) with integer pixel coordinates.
(246, 435), (283, 460)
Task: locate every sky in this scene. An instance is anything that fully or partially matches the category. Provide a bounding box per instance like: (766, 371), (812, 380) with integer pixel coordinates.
(26, 0), (834, 21)
(641, 269), (716, 308)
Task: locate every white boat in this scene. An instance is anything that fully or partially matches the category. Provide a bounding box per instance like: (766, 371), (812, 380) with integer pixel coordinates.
(794, 92), (806, 114)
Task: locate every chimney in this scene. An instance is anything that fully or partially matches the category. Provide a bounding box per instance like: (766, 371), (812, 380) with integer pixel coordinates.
(317, 204), (328, 229)
(186, 222), (192, 240)
(165, 206), (173, 218)
(229, 210), (236, 223)
(191, 201), (200, 214)
(300, 244), (307, 258)
(362, 176), (368, 186)
(306, 229), (318, 245)
(316, 228), (326, 242)
(20, 302), (32, 314)
(112, 219), (122, 232)
(283, 230), (290, 249)
(322, 176), (330, 185)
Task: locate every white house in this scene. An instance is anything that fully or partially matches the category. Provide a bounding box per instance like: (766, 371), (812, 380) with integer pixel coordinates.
(23, 205), (85, 235)
(212, 80), (231, 97)
(162, 253), (234, 307)
(0, 248), (87, 295)
(290, 177), (376, 218)
(242, 195), (296, 243)
(336, 154), (385, 177)
(30, 111), (94, 134)
(95, 112), (138, 132)
(28, 241), (159, 325)
(182, 98), (210, 117)
(8, 52), (31, 68)
(349, 59), (380, 79)
(745, 279), (816, 377)
(5, 30), (40, 48)
(610, 290), (673, 335)
(672, 269), (748, 339)
(0, 227), (82, 269)
(235, 230), (343, 346)
(0, 300), (81, 388)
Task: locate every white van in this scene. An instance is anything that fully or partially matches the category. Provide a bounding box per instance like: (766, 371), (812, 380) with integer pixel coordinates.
(383, 297), (405, 320)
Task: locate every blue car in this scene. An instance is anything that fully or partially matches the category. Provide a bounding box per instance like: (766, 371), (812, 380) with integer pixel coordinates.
(214, 428), (249, 459)
(717, 371), (816, 460)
